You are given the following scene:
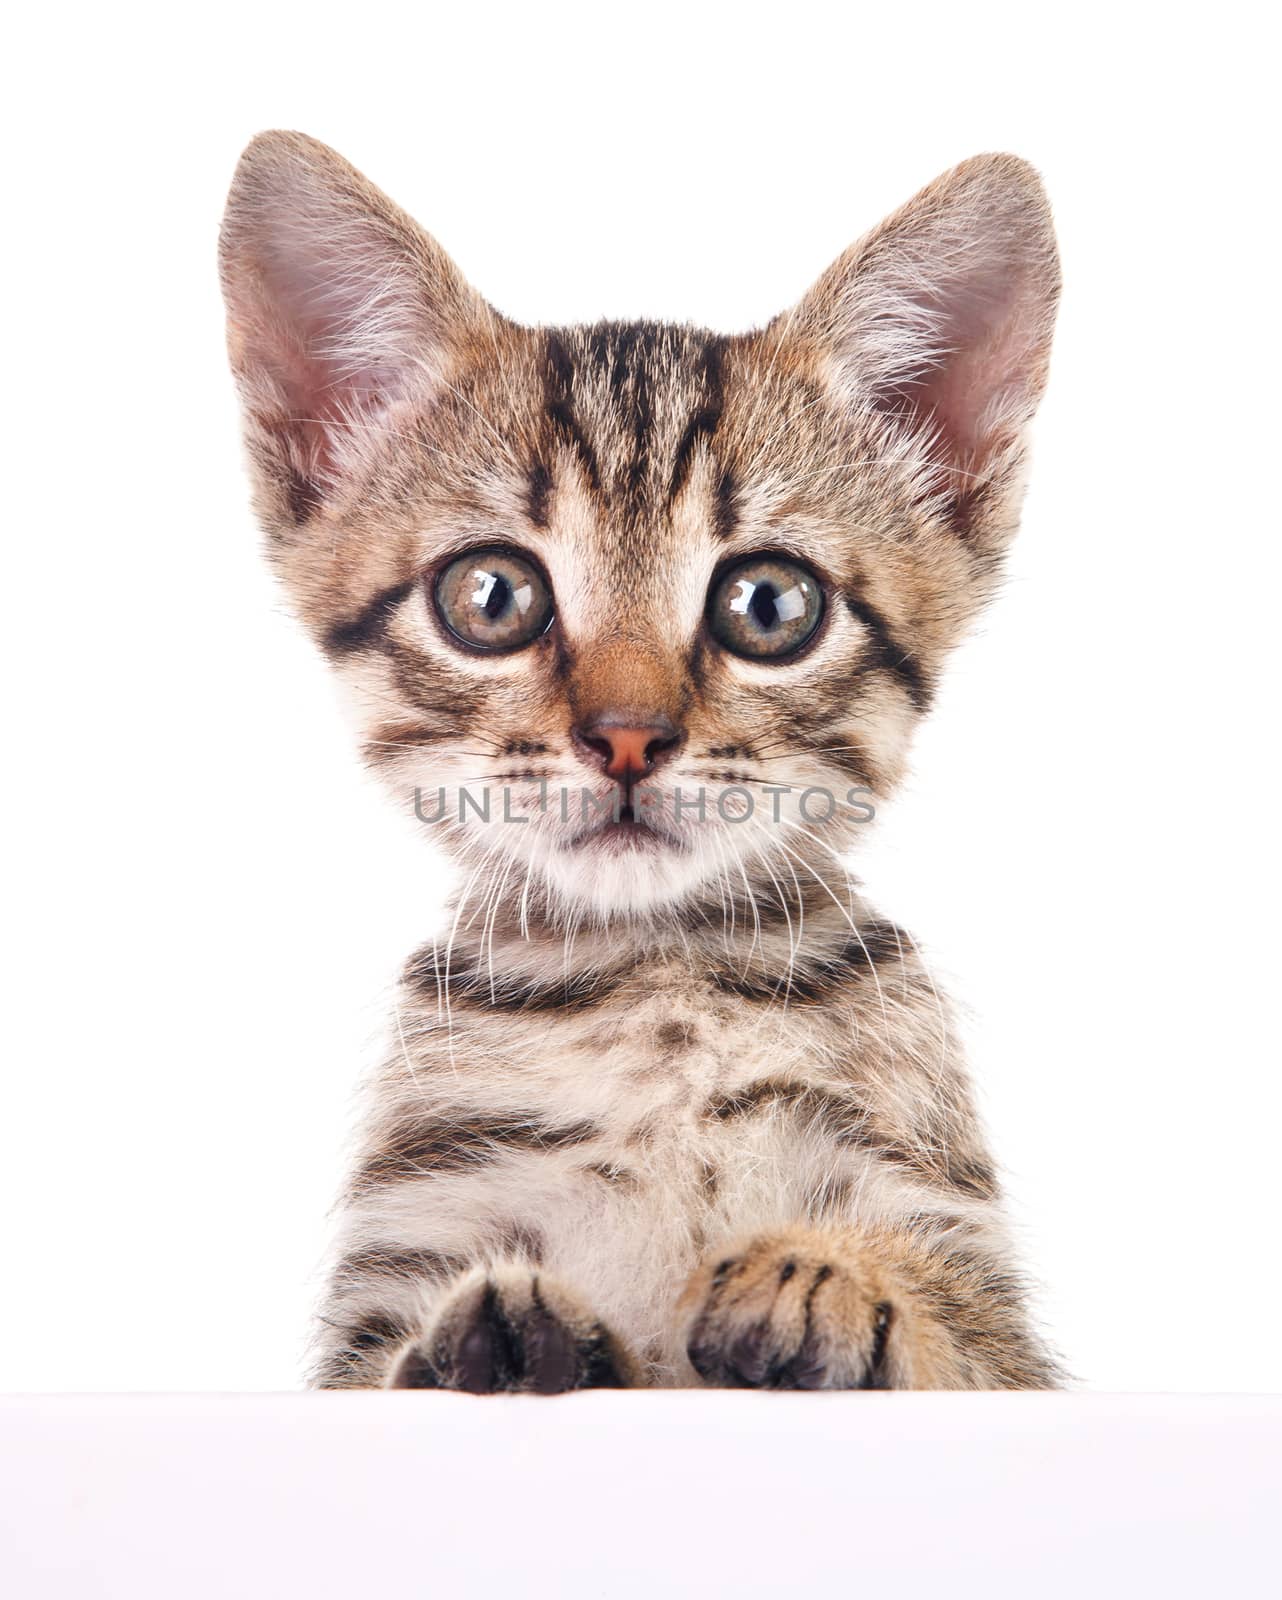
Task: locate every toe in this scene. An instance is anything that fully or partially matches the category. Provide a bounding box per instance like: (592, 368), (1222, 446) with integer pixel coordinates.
(523, 1292), (579, 1394)
(725, 1324), (773, 1386)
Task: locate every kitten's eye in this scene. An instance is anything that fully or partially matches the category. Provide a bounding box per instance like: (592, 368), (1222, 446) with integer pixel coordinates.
(707, 555), (824, 660)
(434, 547), (554, 652)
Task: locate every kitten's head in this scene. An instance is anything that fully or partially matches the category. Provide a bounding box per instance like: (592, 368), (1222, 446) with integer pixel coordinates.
(220, 133), (1058, 922)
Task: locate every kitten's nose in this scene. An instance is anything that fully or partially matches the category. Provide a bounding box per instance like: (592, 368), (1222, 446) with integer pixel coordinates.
(572, 714), (684, 782)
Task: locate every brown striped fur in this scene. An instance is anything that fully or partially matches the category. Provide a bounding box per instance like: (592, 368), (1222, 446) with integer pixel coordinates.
(221, 132), (1062, 1390)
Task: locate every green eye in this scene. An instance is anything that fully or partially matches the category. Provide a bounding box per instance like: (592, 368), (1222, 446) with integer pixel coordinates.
(707, 555), (824, 660)
(434, 548), (554, 652)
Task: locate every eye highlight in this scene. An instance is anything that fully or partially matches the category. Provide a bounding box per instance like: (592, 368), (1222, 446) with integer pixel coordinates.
(434, 547), (554, 652)
(707, 555), (824, 660)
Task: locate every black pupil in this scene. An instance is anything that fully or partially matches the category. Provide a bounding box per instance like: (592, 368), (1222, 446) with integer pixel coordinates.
(749, 581), (780, 629)
(483, 573), (512, 620)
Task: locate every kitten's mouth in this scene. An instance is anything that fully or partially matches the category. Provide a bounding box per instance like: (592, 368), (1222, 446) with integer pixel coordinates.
(570, 802), (682, 853)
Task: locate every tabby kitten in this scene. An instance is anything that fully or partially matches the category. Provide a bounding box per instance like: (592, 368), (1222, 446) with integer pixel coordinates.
(221, 132), (1061, 1391)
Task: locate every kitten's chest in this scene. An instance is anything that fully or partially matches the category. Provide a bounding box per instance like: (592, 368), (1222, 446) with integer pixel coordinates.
(437, 971), (838, 1153)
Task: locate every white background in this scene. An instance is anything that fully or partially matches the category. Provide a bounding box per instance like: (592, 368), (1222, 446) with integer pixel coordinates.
(2, 2), (1277, 1393)
(5, 1394), (1279, 1598)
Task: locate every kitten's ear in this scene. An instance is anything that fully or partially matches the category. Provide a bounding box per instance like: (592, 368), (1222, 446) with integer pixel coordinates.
(219, 131), (491, 526)
(792, 154), (1059, 535)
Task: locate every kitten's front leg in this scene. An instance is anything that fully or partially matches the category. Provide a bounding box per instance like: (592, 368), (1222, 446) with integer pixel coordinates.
(389, 1265), (637, 1393)
(677, 1224), (1058, 1390)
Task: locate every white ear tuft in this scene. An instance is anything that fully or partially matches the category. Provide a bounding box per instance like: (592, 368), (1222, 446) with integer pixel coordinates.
(794, 154), (1060, 527)
(219, 131), (489, 523)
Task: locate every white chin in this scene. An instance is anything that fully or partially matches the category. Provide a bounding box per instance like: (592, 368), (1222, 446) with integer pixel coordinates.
(540, 833), (708, 918)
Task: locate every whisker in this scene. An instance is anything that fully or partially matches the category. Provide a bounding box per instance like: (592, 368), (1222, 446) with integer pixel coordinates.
(771, 821), (892, 1042)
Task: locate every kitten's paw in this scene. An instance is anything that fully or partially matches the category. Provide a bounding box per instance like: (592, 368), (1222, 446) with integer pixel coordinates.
(390, 1266), (633, 1394)
(678, 1227), (894, 1390)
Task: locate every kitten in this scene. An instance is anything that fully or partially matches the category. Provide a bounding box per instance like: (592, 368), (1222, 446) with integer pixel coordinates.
(220, 132), (1061, 1391)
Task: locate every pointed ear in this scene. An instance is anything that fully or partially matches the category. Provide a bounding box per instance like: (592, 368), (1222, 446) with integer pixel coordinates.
(219, 131), (492, 527)
(792, 154), (1060, 537)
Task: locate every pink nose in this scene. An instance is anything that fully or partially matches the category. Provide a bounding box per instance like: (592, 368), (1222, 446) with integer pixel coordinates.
(572, 716), (683, 782)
